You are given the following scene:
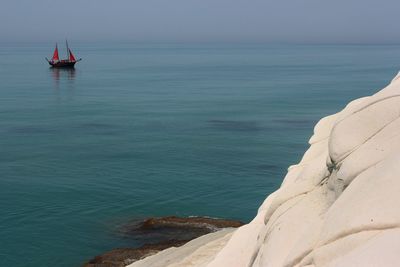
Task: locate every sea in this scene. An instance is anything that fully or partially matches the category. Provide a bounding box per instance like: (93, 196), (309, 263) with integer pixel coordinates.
(0, 42), (399, 266)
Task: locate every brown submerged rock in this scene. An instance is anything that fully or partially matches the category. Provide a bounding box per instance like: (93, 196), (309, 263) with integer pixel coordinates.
(83, 216), (243, 267)
(140, 216), (243, 230)
(83, 240), (188, 267)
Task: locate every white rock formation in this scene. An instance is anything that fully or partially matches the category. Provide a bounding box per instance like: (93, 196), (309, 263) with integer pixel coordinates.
(129, 74), (400, 267)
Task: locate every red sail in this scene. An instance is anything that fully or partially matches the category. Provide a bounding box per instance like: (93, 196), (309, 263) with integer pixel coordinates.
(52, 44), (59, 61)
(69, 49), (76, 62)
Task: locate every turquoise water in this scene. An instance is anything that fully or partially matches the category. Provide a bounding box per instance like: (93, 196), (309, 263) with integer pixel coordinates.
(0, 43), (399, 266)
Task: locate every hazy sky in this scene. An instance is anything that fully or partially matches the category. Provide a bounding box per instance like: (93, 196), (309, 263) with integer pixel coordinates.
(1, 0), (399, 43)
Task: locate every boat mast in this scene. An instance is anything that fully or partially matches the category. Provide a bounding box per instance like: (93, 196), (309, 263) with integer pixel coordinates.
(66, 39), (69, 60)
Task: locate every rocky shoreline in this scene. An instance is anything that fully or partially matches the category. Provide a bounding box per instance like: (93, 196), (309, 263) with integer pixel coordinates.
(83, 216), (243, 267)
(125, 75), (400, 267)
(88, 75), (400, 267)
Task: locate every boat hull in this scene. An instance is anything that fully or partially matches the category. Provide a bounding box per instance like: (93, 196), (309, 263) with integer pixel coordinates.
(49, 61), (76, 68)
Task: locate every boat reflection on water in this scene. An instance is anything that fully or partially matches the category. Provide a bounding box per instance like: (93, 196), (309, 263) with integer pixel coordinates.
(50, 67), (76, 81)
(49, 68), (77, 98)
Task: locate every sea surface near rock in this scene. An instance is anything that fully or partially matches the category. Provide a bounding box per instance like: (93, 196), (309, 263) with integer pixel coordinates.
(128, 74), (400, 267)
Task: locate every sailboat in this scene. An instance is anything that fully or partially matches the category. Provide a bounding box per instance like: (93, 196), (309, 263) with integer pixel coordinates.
(46, 41), (81, 68)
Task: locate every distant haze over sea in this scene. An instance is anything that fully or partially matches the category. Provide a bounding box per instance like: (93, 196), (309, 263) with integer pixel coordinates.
(0, 0), (399, 44)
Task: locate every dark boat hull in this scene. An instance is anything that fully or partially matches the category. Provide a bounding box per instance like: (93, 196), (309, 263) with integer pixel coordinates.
(49, 61), (76, 68)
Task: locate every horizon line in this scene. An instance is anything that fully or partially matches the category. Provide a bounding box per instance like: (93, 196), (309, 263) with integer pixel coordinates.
(2, 39), (400, 46)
